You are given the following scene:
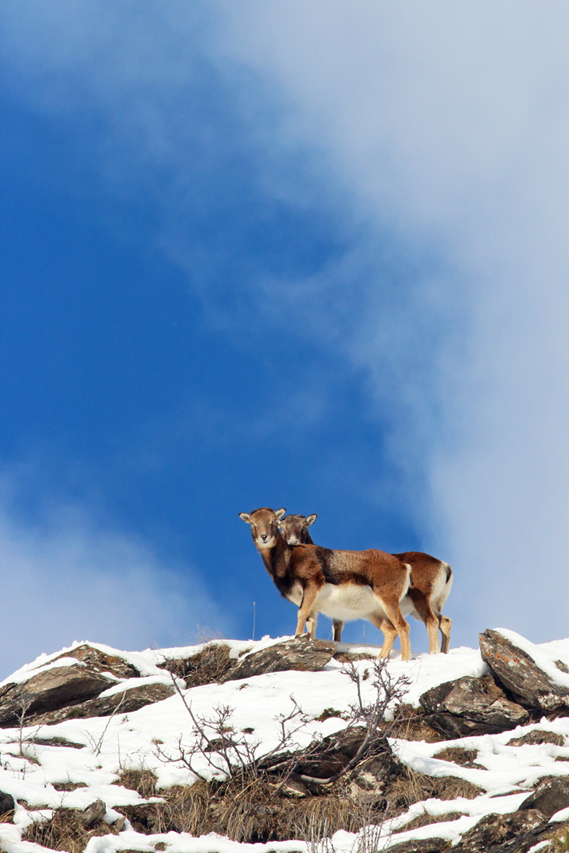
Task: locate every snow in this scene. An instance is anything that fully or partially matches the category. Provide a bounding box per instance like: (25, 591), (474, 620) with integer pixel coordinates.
(0, 633), (567, 852)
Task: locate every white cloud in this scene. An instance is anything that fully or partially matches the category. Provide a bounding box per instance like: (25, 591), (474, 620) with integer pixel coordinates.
(0, 475), (228, 679)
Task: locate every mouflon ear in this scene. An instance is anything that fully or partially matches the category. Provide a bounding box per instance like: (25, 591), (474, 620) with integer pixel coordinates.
(275, 508), (287, 521)
(239, 512), (251, 524)
(306, 514), (318, 526)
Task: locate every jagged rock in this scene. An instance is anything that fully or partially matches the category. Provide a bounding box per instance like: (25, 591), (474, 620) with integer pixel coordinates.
(347, 749), (407, 801)
(30, 682), (175, 725)
(0, 665), (113, 728)
(419, 674), (529, 738)
(452, 809), (546, 852)
(221, 638), (337, 682)
(519, 775), (569, 817)
(81, 799), (107, 828)
(0, 790), (15, 818)
(118, 802), (167, 834)
(295, 726), (369, 780)
(480, 629), (569, 712)
(52, 644), (141, 679)
(259, 725), (369, 786)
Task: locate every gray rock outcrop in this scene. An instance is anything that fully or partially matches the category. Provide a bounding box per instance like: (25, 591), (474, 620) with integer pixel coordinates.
(221, 637), (337, 682)
(480, 629), (569, 712)
(419, 674), (529, 737)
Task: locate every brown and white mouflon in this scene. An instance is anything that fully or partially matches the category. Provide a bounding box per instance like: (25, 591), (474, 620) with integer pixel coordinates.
(279, 513), (453, 655)
(239, 507), (412, 660)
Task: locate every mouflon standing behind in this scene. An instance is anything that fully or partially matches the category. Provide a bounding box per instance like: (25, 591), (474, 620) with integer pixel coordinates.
(239, 507), (412, 660)
(279, 512), (452, 654)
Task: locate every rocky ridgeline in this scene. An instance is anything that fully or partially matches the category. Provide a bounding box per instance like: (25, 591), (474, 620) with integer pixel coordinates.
(0, 644), (175, 728)
(0, 633), (569, 852)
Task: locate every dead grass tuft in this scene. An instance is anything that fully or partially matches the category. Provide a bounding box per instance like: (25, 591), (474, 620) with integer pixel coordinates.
(386, 766), (482, 815)
(160, 643), (234, 687)
(52, 782), (88, 792)
(22, 808), (117, 853)
(394, 809), (464, 833)
(117, 768), (158, 798)
(552, 825), (569, 851)
(433, 747), (481, 768)
(317, 708), (347, 722)
(120, 780), (212, 836)
(508, 730), (565, 747)
(119, 773), (387, 844)
(217, 778), (365, 843)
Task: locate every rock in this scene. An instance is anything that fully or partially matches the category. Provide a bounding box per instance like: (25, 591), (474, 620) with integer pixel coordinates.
(452, 810), (546, 852)
(30, 682), (175, 725)
(0, 790), (15, 818)
(419, 675), (529, 738)
(259, 725), (369, 787)
(0, 665), (114, 728)
(479, 629), (569, 712)
(519, 776), (569, 817)
(221, 638), (337, 682)
(296, 726), (369, 780)
(118, 802), (164, 834)
(81, 799), (107, 828)
(52, 644), (140, 679)
(347, 749), (407, 801)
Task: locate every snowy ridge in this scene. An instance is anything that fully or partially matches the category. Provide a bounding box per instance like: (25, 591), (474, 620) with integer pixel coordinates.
(0, 633), (568, 852)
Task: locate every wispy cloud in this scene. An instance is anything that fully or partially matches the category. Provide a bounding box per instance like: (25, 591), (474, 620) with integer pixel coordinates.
(0, 470), (228, 678)
(214, 2), (569, 643)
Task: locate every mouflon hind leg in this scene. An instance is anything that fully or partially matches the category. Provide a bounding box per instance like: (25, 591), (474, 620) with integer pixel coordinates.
(439, 614), (452, 654)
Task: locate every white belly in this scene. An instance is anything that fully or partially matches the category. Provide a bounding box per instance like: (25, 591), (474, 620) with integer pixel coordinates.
(314, 583), (387, 622)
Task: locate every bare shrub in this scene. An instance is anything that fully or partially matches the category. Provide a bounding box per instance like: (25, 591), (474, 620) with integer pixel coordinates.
(298, 659), (411, 787)
(156, 681), (308, 784)
(151, 654), (419, 844)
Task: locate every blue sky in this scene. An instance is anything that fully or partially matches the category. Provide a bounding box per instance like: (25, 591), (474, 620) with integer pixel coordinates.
(2, 2), (569, 676)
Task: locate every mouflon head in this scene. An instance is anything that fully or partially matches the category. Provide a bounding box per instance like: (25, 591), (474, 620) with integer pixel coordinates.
(239, 507), (286, 548)
(278, 513), (318, 545)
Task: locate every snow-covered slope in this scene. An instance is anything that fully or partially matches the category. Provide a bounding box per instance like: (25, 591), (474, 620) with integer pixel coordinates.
(0, 633), (568, 853)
